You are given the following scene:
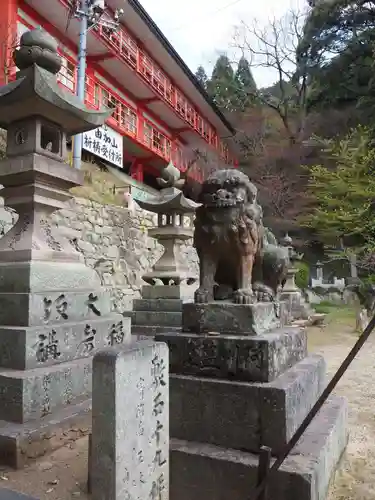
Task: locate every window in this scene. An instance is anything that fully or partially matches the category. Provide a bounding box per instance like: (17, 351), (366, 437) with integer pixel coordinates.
(94, 83), (100, 107)
(58, 56), (75, 92)
(176, 92), (186, 117)
(152, 130), (163, 153)
(143, 122), (153, 146)
(121, 106), (137, 135)
(186, 105), (195, 126)
(101, 88), (110, 107)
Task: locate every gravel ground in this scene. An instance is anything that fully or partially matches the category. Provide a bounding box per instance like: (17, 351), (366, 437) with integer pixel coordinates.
(1, 311), (374, 499)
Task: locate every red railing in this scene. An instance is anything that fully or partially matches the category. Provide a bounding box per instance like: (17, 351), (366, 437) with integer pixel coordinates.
(82, 69), (190, 171)
(53, 54), (193, 171)
(11, 39), (210, 177)
(61, 0), (234, 165)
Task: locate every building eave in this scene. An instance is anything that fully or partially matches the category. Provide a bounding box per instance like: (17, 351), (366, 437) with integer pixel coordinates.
(127, 0), (236, 136)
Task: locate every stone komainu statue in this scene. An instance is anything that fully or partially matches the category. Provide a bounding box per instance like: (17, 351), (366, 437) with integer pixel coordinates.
(193, 169), (289, 304)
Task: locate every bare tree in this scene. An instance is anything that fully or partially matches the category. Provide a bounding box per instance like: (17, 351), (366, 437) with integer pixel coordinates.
(233, 8), (310, 145)
(179, 143), (232, 202)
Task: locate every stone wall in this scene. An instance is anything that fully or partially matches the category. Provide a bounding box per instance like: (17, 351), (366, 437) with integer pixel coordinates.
(0, 196), (199, 312)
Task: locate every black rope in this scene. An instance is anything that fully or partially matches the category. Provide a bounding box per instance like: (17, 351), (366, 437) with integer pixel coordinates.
(249, 311), (375, 500)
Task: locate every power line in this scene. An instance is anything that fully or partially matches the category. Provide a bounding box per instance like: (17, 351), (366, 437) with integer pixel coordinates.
(169, 0), (244, 34)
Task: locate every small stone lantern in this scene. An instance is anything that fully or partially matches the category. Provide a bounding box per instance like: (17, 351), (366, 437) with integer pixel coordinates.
(280, 233), (303, 292)
(279, 233), (312, 320)
(131, 164), (199, 334)
(136, 164), (199, 287)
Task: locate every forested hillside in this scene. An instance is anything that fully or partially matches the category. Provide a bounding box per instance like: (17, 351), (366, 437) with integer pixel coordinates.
(194, 0), (375, 267)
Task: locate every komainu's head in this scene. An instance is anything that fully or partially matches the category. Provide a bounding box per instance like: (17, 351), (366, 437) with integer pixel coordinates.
(199, 169), (257, 209)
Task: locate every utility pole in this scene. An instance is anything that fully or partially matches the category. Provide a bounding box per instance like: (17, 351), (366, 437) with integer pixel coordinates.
(71, 0), (123, 169)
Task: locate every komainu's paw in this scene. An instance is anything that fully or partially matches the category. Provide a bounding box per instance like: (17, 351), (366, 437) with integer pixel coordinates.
(233, 288), (254, 304)
(253, 283), (274, 303)
(194, 288), (212, 303)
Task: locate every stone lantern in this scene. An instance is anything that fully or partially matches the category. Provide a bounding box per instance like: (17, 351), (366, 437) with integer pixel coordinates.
(132, 163), (199, 335)
(280, 233), (303, 292)
(0, 28), (130, 467)
(279, 233), (313, 320)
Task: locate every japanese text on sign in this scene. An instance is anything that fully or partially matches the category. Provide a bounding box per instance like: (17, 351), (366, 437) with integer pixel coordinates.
(82, 124), (123, 168)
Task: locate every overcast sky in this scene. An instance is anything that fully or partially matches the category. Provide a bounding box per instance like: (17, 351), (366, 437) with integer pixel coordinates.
(139, 0), (306, 88)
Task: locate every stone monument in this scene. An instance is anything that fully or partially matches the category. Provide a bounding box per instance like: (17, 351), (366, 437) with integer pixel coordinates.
(0, 28), (130, 467)
(156, 169), (347, 500)
(90, 340), (169, 500)
(132, 163), (199, 336)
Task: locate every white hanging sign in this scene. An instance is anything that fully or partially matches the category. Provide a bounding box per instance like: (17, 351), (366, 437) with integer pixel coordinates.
(82, 124), (123, 168)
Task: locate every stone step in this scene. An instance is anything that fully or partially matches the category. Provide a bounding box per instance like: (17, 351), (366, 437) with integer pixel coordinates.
(156, 328), (307, 383)
(132, 325), (181, 337)
(0, 357), (95, 424)
(170, 396), (348, 500)
(132, 310), (182, 327)
(142, 285), (195, 301)
(0, 315), (130, 370)
(133, 298), (183, 312)
(170, 355), (326, 455)
(0, 289), (112, 327)
(0, 397), (91, 468)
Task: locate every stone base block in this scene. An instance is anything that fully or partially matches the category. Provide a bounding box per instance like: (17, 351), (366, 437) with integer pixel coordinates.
(0, 289), (112, 327)
(0, 357), (94, 424)
(170, 355), (325, 454)
(133, 298), (183, 312)
(0, 315), (130, 369)
(155, 328), (307, 382)
(0, 261), (102, 293)
(142, 285), (196, 301)
(182, 301), (289, 335)
(280, 290), (313, 321)
(170, 396), (348, 500)
(0, 397), (91, 469)
(132, 310), (182, 327)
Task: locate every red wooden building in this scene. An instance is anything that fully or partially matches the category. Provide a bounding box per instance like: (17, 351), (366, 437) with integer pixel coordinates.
(1, 0), (237, 189)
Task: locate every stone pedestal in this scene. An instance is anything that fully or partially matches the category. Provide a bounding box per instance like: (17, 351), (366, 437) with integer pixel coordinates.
(280, 289), (314, 321)
(0, 29), (131, 467)
(132, 285), (196, 336)
(182, 301), (289, 335)
(156, 310), (347, 499)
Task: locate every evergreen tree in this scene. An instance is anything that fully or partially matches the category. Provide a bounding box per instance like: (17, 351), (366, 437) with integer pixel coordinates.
(207, 54), (235, 111)
(195, 65), (208, 90)
(233, 56), (257, 111)
(302, 126), (375, 257)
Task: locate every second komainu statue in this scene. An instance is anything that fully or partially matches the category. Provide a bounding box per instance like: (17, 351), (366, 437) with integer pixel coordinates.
(193, 169), (289, 304)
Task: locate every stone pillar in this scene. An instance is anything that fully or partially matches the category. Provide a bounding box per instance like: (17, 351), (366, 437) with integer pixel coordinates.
(0, 28), (131, 467)
(90, 341), (169, 500)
